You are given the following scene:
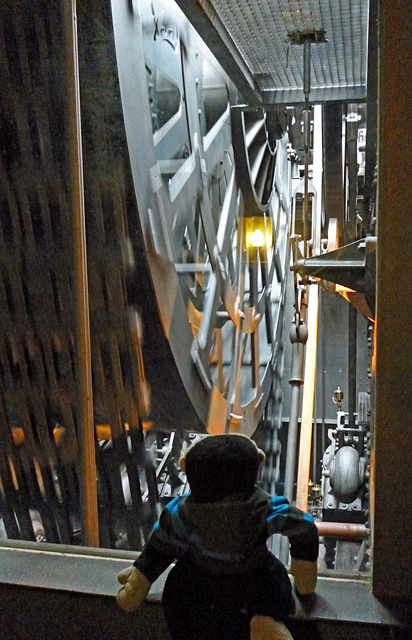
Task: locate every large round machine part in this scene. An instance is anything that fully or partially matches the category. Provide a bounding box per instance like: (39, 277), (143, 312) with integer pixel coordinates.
(329, 445), (366, 504)
(111, 0), (294, 436)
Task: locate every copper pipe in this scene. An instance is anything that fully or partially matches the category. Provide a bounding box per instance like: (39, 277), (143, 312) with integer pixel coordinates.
(316, 522), (369, 539)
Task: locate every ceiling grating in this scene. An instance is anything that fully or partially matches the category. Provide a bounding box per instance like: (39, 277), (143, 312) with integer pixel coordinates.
(209, 0), (369, 98)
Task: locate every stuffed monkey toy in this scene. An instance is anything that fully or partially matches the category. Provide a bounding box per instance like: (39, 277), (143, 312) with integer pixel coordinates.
(117, 434), (318, 640)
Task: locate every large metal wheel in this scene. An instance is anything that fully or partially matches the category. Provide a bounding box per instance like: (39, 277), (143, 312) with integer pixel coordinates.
(112, 0), (293, 436)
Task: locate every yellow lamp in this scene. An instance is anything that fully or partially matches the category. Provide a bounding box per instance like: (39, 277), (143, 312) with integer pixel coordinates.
(243, 216), (273, 250)
(251, 229), (264, 247)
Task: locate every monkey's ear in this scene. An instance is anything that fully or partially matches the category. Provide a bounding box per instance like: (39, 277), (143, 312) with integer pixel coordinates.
(257, 448), (266, 465)
(179, 455), (186, 473)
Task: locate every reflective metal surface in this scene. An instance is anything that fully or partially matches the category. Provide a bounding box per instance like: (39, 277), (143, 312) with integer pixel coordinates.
(177, 0), (369, 104)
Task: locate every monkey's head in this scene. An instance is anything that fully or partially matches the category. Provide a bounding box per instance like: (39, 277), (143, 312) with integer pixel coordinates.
(179, 434), (265, 503)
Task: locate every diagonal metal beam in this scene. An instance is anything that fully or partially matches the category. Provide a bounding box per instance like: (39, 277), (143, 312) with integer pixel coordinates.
(294, 240), (367, 293)
(294, 237), (376, 318)
(175, 0), (262, 106)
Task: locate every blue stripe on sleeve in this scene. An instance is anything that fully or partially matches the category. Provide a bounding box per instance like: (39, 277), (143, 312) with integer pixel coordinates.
(165, 495), (181, 514)
(267, 496), (315, 537)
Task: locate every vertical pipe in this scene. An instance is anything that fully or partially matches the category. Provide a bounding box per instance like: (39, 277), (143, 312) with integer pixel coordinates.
(303, 38), (311, 100)
(302, 38), (312, 257)
(346, 107), (358, 243)
(312, 104), (323, 256)
(283, 378), (303, 502)
(320, 290), (326, 456)
(66, 0), (99, 547)
(303, 108), (311, 255)
(281, 317), (308, 563)
(280, 380), (302, 564)
(348, 304), (357, 428)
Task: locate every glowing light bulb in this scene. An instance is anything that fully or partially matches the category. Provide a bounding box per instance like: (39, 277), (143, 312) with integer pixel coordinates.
(251, 229), (264, 247)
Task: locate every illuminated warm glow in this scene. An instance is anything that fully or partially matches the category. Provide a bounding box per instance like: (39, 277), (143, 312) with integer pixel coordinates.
(96, 424), (112, 441)
(243, 216), (273, 250)
(336, 284), (356, 293)
(251, 229), (264, 247)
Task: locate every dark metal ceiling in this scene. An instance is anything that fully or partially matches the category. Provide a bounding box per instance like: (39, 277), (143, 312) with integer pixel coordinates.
(176, 0), (369, 105)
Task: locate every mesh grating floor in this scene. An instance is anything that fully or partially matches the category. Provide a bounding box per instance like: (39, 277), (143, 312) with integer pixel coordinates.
(210, 0), (369, 93)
